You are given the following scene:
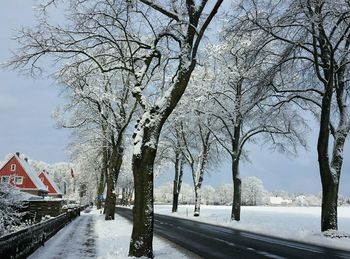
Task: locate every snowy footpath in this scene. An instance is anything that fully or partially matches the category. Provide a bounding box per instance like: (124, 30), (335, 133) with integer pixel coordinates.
(29, 209), (197, 259)
(29, 212), (96, 259)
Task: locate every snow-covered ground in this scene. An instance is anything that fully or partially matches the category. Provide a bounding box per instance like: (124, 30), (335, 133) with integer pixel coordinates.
(29, 212), (96, 259)
(29, 208), (198, 259)
(28, 205), (350, 258)
(155, 205), (350, 251)
(94, 209), (198, 259)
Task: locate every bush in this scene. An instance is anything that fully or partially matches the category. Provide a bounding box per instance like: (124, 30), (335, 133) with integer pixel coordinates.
(0, 184), (26, 236)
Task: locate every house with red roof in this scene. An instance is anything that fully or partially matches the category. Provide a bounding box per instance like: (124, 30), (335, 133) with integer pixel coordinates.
(0, 152), (48, 196)
(38, 170), (63, 198)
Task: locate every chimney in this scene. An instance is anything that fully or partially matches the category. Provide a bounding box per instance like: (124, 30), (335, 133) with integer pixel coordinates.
(24, 157), (28, 162)
(16, 152), (20, 157)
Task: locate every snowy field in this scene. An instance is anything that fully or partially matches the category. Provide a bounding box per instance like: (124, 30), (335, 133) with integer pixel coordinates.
(155, 205), (350, 251)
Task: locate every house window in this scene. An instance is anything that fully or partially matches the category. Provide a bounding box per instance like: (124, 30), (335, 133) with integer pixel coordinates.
(10, 164), (16, 171)
(15, 176), (23, 185)
(40, 177), (44, 182)
(1, 176), (9, 184)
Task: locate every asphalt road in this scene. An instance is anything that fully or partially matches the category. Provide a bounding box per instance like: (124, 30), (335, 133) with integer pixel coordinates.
(116, 207), (350, 259)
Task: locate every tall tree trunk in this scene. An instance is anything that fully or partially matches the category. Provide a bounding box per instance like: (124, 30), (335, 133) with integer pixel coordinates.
(317, 64), (338, 231)
(231, 80), (242, 221)
(172, 152), (183, 213)
(97, 146), (108, 209)
(191, 131), (210, 217)
(105, 144), (124, 220)
(231, 157), (241, 221)
(104, 167), (116, 220)
(192, 155), (206, 217)
(129, 126), (158, 258)
(96, 169), (106, 209)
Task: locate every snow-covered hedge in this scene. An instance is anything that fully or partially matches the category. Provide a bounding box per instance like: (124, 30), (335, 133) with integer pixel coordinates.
(0, 184), (26, 236)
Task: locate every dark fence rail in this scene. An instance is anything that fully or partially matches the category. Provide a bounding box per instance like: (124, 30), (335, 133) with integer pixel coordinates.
(0, 208), (80, 259)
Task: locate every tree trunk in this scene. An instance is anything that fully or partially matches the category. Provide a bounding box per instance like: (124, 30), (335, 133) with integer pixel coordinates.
(104, 169), (116, 220)
(190, 132), (209, 217)
(194, 186), (201, 216)
(320, 131), (346, 231)
(231, 157), (241, 221)
(231, 80), (242, 221)
(321, 178), (339, 231)
(172, 152), (183, 213)
(105, 144), (124, 220)
(129, 127), (158, 258)
(96, 169), (105, 209)
(317, 70), (337, 231)
(172, 192), (179, 213)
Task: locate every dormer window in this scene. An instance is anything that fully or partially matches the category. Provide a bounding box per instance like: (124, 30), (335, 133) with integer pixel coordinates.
(10, 164), (16, 171)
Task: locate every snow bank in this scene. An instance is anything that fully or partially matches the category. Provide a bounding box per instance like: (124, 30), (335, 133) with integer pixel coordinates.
(93, 209), (198, 258)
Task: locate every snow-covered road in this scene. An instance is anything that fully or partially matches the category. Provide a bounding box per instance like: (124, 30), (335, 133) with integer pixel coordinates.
(28, 212), (96, 259)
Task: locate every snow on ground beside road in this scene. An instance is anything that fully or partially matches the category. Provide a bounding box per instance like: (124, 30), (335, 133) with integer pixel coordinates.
(94, 208), (198, 259)
(29, 212), (96, 259)
(155, 205), (350, 251)
(29, 208), (196, 259)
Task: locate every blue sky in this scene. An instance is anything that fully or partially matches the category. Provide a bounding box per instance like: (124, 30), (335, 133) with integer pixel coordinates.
(1, 1), (349, 196)
(0, 1), (70, 164)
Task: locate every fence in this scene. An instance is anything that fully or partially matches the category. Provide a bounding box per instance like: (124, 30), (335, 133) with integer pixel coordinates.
(23, 200), (64, 222)
(0, 209), (80, 259)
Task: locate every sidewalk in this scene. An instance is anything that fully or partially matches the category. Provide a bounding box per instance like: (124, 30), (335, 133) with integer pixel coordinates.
(29, 211), (96, 259)
(28, 208), (196, 259)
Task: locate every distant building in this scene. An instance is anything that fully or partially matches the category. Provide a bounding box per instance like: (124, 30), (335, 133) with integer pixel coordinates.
(0, 152), (48, 196)
(269, 196), (292, 205)
(38, 170), (63, 198)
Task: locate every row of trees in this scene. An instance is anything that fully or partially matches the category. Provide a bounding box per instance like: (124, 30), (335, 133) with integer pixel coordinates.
(155, 179), (350, 207)
(6, 0), (350, 257)
(155, 177), (268, 206)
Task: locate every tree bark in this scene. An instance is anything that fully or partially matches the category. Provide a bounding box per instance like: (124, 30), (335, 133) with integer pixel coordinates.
(105, 143), (124, 220)
(321, 178), (339, 231)
(191, 132), (210, 217)
(129, 126), (158, 258)
(96, 169), (105, 209)
(104, 167), (116, 220)
(97, 145), (108, 210)
(231, 157), (241, 221)
(172, 151), (183, 213)
(194, 186), (201, 216)
(231, 79), (242, 221)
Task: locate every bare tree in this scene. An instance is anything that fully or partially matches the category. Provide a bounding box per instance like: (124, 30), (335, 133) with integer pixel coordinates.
(206, 32), (306, 221)
(7, 0), (223, 256)
(236, 0), (350, 231)
(178, 108), (217, 216)
(56, 65), (136, 219)
(157, 123), (185, 213)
